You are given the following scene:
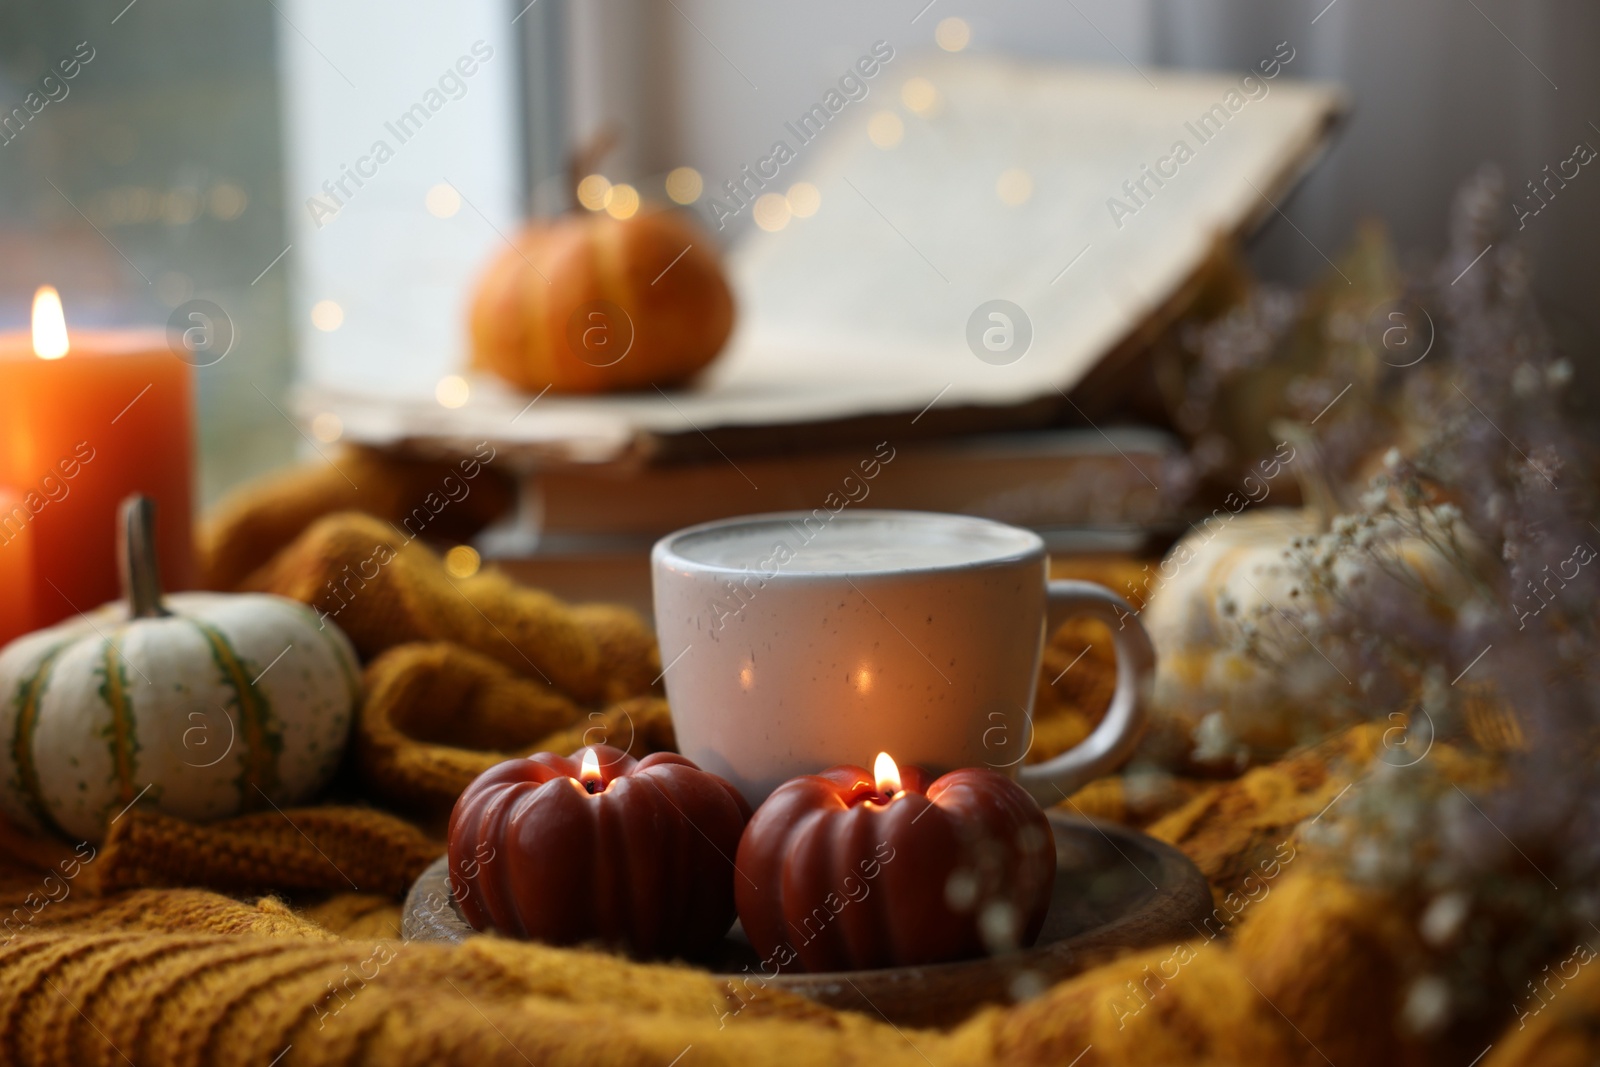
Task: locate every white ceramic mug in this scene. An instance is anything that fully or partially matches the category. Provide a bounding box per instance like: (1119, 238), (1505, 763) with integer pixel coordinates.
(651, 510), (1155, 805)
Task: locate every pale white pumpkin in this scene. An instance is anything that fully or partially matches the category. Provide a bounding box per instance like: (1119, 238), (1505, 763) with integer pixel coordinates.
(1142, 507), (1324, 763)
(1142, 503), (1474, 765)
(0, 497), (360, 843)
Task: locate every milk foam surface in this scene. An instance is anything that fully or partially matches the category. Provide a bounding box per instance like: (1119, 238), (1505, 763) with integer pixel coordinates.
(671, 513), (1038, 573)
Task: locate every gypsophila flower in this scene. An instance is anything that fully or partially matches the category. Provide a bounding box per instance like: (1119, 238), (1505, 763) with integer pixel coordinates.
(1160, 165), (1597, 1042)
(1241, 166), (1600, 1035)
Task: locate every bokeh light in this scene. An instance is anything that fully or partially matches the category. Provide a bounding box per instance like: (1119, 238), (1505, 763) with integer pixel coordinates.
(752, 193), (792, 232)
(868, 111), (905, 149)
(426, 182), (462, 218)
(310, 412), (343, 443)
(208, 182), (248, 220)
(444, 545), (482, 578)
(311, 300), (343, 331)
(435, 374), (470, 408)
(936, 17), (971, 52)
(604, 183), (640, 219)
(576, 174), (612, 211)
(787, 182), (821, 218)
(665, 166), (703, 204)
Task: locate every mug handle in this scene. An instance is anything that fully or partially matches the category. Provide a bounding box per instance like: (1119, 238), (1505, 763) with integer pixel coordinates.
(1016, 580), (1156, 806)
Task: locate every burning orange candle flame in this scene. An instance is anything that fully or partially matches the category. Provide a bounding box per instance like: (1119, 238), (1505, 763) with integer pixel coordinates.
(578, 748), (603, 793)
(873, 751), (902, 797)
(32, 286), (69, 360)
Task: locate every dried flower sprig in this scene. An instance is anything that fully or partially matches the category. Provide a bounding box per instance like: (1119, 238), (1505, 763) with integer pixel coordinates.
(1218, 167), (1600, 1036)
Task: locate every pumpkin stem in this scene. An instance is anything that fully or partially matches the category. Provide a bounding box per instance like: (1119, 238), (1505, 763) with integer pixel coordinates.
(118, 494), (171, 619)
(566, 123), (622, 213)
(1271, 420), (1346, 533)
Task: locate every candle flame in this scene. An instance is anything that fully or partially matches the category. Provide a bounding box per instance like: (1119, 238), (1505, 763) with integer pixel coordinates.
(874, 751), (902, 796)
(31, 287), (69, 360)
(579, 749), (602, 785)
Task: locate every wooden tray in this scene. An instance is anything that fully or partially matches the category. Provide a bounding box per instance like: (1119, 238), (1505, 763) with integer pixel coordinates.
(402, 812), (1212, 1027)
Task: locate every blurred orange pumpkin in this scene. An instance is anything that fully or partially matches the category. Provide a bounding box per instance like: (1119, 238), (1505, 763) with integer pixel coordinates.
(468, 209), (735, 394)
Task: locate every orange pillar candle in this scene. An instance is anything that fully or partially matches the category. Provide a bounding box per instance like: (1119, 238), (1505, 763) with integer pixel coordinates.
(0, 287), (194, 633)
(0, 489), (35, 647)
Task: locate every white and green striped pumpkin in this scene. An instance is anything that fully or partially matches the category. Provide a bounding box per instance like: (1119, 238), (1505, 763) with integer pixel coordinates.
(0, 497), (360, 843)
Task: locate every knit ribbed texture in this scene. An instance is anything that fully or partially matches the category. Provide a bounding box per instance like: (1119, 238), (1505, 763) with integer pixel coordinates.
(90, 807), (442, 899)
(244, 512), (661, 704)
(356, 642), (674, 815)
(199, 446), (516, 593)
(2, 848), (1566, 1067)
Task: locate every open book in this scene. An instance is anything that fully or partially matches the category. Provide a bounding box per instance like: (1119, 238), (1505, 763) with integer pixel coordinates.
(305, 53), (1344, 466)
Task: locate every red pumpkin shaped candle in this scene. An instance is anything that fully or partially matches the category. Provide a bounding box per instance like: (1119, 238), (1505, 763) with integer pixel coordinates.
(447, 744), (750, 959)
(735, 753), (1055, 972)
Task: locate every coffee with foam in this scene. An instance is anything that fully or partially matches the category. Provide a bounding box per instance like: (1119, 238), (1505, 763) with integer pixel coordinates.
(670, 512), (1039, 575)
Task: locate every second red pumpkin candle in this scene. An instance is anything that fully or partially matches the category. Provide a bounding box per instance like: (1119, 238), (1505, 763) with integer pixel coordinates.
(735, 753), (1057, 972)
